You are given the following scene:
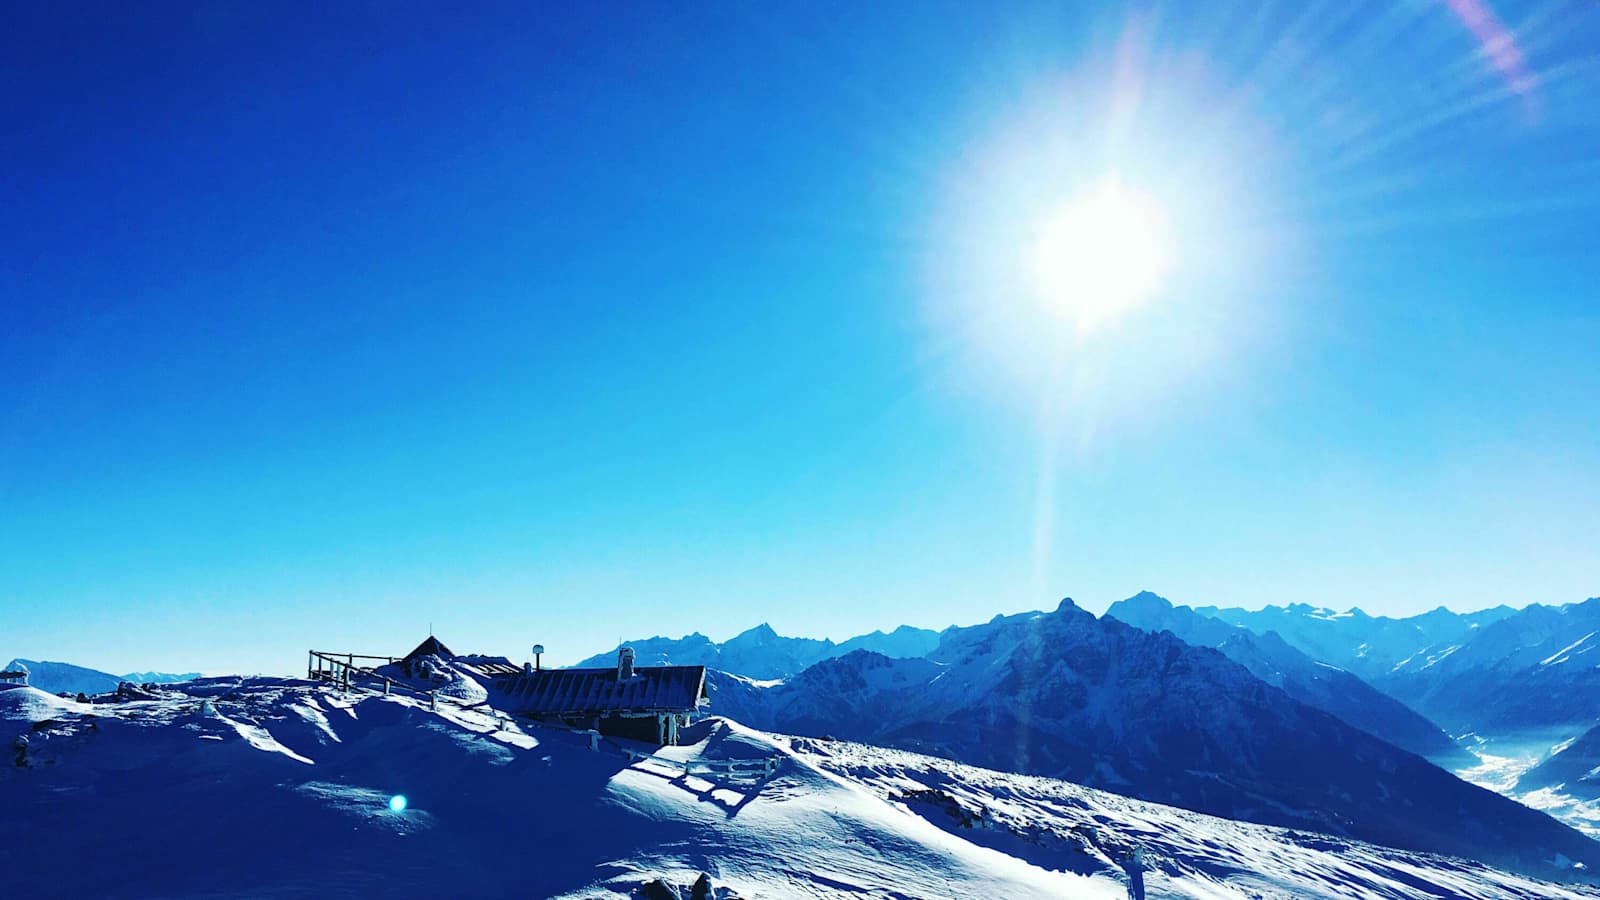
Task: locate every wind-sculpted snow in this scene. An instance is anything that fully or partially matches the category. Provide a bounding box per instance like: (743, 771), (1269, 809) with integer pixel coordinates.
(3, 680), (1595, 899)
(709, 599), (1600, 882)
(787, 735), (1600, 900)
(0, 679), (1103, 898)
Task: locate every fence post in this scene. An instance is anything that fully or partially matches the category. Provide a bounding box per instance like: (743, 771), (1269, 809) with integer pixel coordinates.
(430, 690), (437, 711)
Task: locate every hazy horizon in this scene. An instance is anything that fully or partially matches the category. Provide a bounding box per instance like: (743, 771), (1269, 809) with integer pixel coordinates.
(8, 587), (1591, 677)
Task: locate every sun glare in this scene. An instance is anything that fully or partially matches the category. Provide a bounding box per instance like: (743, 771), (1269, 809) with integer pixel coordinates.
(1030, 180), (1172, 333)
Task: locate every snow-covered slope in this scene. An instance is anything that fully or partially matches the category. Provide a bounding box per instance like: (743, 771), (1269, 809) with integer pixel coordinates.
(3, 679), (1595, 899)
(1106, 591), (1466, 763)
(707, 599), (1600, 881)
(1506, 725), (1600, 839)
(574, 622), (942, 680)
(792, 736), (1600, 900)
(1, 679), (1089, 898)
(1523, 724), (1600, 798)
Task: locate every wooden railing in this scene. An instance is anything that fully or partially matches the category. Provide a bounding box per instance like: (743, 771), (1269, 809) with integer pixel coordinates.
(621, 747), (779, 779)
(306, 649), (505, 723)
(306, 650), (397, 689)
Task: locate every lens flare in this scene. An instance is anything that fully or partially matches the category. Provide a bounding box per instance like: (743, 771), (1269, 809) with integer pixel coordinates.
(1030, 180), (1172, 333)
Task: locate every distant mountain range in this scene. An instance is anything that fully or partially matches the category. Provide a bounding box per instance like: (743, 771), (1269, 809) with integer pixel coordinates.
(704, 599), (1600, 878)
(585, 592), (1476, 764)
(1193, 597), (1600, 742)
(585, 592), (1600, 761)
(572, 622), (943, 680)
(1191, 601), (1517, 684)
(1105, 591), (1467, 764)
(1381, 598), (1600, 741)
(3, 659), (199, 696)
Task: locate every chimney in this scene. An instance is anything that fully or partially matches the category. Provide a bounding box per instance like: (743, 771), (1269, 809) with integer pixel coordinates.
(617, 646), (635, 681)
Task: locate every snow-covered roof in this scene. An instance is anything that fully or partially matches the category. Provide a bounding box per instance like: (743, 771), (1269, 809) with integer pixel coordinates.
(491, 665), (708, 716)
(455, 654), (522, 679)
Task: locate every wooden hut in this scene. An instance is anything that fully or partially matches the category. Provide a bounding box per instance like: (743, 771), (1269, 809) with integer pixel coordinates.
(488, 647), (708, 745)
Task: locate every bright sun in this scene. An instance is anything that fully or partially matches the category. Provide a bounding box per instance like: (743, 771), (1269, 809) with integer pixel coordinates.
(1030, 180), (1172, 333)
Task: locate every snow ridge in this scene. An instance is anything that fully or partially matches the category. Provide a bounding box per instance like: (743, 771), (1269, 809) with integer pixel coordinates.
(4, 680), (1597, 899)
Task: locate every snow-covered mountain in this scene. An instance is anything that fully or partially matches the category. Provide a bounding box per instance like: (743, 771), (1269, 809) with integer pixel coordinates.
(4, 659), (123, 696)
(1105, 591), (1466, 763)
(707, 599), (1600, 880)
(1521, 724), (1600, 799)
(1377, 597), (1600, 740)
(4, 678), (1596, 899)
(121, 670), (202, 684)
(833, 624), (943, 659)
(1188, 596), (1600, 745)
(573, 622), (942, 680)
(1190, 602), (1516, 683)
(2, 659), (200, 696)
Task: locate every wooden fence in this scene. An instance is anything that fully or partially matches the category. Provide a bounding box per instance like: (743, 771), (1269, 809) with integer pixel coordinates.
(306, 650), (396, 690)
(622, 747), (779, 780)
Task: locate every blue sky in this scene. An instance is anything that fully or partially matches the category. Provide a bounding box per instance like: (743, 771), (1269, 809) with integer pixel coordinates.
(4, 2), (1599, 674)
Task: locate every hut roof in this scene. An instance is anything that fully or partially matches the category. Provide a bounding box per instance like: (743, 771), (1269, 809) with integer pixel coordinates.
(402, 636), (455, 661)
(491, 665), (707, 716)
